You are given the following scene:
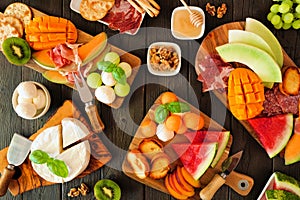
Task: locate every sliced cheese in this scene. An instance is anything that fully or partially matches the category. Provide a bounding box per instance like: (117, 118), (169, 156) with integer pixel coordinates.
(61, 118), (90, 148)
(31, 117), (91, 183)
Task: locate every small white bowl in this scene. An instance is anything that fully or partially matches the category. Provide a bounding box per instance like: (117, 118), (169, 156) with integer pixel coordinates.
(171, 6), (205, 40)
(147, 42), (181, 76)
(12, 81), (51, 120)
(257, 173), (275, 200)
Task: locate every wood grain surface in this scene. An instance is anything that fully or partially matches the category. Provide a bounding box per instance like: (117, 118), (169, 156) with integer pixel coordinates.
(0, 100), (111, 196)
(0, 0), (299, 200)
(195, 21), (297, 148)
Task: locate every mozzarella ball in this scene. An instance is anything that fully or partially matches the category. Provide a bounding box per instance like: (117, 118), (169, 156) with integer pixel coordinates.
(33, 89), (46, 109)
(95, 86), (116, 104)
(101, 71), (116, 86)
(15, 102), (37, 119)
(17, 95), (32, 104)
(156, 124), (174, 142)
(17, 82), (37, 98)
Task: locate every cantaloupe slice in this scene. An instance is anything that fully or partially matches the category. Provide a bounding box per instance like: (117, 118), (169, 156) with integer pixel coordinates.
(42, 71), (69, 84)
(285, 118), (300, 165)
(32, 32), (108, 69)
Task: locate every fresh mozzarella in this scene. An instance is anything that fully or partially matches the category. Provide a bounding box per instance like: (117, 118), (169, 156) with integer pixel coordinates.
(61, 118), (90, 148)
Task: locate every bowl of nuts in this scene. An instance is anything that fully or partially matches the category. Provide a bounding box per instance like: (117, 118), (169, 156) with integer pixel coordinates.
(147, 42), (181, 76)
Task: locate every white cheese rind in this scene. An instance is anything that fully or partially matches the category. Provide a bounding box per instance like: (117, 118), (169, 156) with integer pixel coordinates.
(61, 118), (90, 148)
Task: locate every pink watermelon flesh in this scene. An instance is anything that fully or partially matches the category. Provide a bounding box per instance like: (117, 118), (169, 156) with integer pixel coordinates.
(171, 143), (217, 180)
(247, 113), (293, 158)
(184, 130), (230, 167)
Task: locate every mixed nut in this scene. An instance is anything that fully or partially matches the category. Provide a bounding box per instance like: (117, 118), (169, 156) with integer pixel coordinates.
(206, 3), (227, 18)
(149, 45), (179, 72)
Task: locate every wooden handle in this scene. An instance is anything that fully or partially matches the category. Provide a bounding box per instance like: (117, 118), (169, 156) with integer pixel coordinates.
(0, 165), (15, 197)
(179, 0), (193, 14)
(225, 171), (254, 196)
(200, 173), (226, 200)
(85, 104), (105, 133)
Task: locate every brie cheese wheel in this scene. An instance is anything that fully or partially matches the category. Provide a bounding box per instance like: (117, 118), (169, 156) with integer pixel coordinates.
(31, 118), (91, 183)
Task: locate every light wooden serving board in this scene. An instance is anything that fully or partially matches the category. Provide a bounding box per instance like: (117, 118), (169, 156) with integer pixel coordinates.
(122, 93), (233, 199)
(22, 8), (142, 109)
(194, 21), (297, 148)
(0, 100), (112, 196)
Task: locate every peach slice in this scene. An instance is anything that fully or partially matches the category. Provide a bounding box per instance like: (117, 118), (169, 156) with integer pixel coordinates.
(165, 174), (188, 200)
(181, 166), (201, 188)
(176, 166), (195, 193)
(172, 171), (195, 197)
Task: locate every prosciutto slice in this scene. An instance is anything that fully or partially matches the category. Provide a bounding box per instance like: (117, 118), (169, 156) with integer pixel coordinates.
(197, 54), (233, 92)
(48, 43), (82, 69)
(102, 0), (143, 34)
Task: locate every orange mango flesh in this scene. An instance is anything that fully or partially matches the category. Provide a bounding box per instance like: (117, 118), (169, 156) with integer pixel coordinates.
(228, 68), (265, 120)
(25, 16), (77, 50)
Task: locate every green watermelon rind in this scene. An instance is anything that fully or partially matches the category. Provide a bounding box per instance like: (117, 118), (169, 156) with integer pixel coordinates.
(211, 131), (230, 168)
(248, 114), (294, 158)
(274, 172), (300, 197)
(265, 190), (300, 200)
(192, 143), (217, 180)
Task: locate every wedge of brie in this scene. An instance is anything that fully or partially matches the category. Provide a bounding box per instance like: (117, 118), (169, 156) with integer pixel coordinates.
(31, 118), (91, 183)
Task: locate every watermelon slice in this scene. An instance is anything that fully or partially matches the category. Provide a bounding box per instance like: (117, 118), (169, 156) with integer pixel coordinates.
(171, 143), (217, 180)
(274, 172), (300, 197)
(247, 113), (293, 158)
(184, 131), (230, 167)
(265, 190), (300, 200)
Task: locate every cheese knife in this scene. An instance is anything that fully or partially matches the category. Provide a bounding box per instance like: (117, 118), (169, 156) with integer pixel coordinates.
(73, 70), (105, 133)
(200, 150), (245, 200)
(0, 133), (32, 197)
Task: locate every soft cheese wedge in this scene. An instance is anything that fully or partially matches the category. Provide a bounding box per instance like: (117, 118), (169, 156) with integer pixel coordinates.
(31, 118), (91, 183)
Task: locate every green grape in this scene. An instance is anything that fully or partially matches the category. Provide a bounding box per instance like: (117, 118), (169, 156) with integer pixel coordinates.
(87, 72), (102, 89)
(271, 14), (281, 25)
(270, 4), (280, 13)
(114, 82), (130, 97)
(283, 0), (293, 7)
(294, 0), (300, 3)
(278, 2), (291, 13)
(292, 19), (300, 29)
(274, 20), (283, 29)
(296, 4), (300, 13)
(282, 22), (292, 29)
(294, 12), (300, 19)
(267, 12), (276, 21)
(104, 52), (120, 65)
(282, 12), (294, 23)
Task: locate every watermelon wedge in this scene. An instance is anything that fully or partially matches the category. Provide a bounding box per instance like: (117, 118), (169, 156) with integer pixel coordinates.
(184, 131), (230, 167)
(274, 172), (300, 197)
(171, 143), (217, 180)
(247, 113), (293, 158)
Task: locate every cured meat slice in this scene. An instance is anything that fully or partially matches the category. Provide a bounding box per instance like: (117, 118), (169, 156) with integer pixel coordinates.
(101, 0), (143, 34)
(197, 54), (233, 92)
(262, 87), (283, 116)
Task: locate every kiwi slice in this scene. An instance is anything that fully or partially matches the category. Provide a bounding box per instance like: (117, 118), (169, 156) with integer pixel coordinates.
(94, 179), (121, 200)
(2, 37), (31, 66)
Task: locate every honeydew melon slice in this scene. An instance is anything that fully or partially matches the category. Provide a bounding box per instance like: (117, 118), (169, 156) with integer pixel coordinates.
(228, 30), (276, 60)
(216, 43), (282, 83)
(245, 17), (283, 68)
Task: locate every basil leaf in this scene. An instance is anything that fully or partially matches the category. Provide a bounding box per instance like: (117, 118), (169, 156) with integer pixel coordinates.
(47, 159), (69, 178)
(29, 150), (50, 164)
(112, 67), (126, 85)
(166, 102), (190, 113)
(105, 65), (116, 72)
(97, 61), (113, 71)
(154, 105), (169, 124)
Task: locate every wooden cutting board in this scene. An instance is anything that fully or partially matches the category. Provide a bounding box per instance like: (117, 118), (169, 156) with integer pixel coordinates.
(194, 21), (297, 147)
(21, 8), (142, 109)
(122, 93), (233, 199)
(0, 100), (112, 196)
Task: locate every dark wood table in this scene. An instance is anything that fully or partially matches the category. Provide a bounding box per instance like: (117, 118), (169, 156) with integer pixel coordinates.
(0, 0), (299, 199)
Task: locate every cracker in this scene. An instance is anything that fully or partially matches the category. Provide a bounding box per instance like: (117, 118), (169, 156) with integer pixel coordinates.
(0, 14), (24, 37)
(4, 2), (32, 27)
(0, 21), (21, 49)
(80, 0), (115, 21)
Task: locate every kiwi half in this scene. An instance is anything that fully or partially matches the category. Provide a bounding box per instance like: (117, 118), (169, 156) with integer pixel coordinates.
(94, 179), (121, 200)
(2, 37), (31, 66)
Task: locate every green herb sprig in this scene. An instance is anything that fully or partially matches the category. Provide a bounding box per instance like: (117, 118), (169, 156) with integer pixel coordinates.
(29, 150), (69, 178)
(97, 61), (126, 85)
(154, 101), (190, 124)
